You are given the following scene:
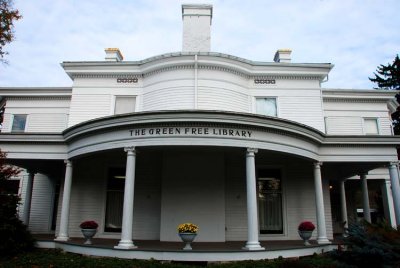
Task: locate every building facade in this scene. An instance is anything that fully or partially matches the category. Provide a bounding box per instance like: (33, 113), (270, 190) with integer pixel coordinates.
(1, 4), (400, 254)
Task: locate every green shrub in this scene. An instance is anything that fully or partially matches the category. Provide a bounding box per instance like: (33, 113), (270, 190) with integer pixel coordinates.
(330, 221), (400, 267)
(0, 149), (35, 257)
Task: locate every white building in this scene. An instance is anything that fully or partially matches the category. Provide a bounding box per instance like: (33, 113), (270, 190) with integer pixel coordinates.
(1, 4), (400, 261)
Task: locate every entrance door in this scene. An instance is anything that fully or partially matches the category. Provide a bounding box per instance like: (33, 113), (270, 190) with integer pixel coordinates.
(257, 169), (283, 234)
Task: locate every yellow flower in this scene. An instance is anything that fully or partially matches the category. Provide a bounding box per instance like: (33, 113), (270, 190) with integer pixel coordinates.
(178, 223), (199, 233)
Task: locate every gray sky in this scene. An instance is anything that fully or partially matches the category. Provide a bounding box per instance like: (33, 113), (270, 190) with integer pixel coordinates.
(1, 0), (399, 89)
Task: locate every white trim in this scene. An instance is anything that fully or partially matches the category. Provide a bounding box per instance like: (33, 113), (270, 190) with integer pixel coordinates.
(35, 241), (338, 261)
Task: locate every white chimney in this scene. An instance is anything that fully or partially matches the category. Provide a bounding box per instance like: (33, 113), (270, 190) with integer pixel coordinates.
(182, 4), (213, 52)
(105, 48), (123, 62)
(273, 49), (292, 63)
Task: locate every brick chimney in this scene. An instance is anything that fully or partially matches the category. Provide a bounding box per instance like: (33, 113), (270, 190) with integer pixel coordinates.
(273, 49), (292, 63)
(105, 48), (123, 62)
(182, 4), (213, 52)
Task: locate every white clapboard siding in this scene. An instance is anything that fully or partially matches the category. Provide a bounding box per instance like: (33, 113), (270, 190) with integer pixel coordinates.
(142, 87), (194, 111)
(380, 118), (393, 135)
(225, 155), (333, 241)
(324, 100), (393, 135)
(26, 114), (68, 132)
(59, 152), (162, 240)
(19, 172), (55, 233)
(2, 98), (70, 133)
(132, 152), (162, 240)
(225, 153), (247, 241)
(68, 94), (111, 127)
(279, 96), (325, 132)
(325, 117), (363, 135)
(197, 87), (249, 112)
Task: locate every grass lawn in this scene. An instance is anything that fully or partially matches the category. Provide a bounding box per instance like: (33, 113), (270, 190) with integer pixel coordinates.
(0, 249), (346, 268)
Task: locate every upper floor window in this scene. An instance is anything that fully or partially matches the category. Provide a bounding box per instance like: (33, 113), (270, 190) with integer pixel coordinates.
(11, 114), (27, 132)
(114, 96), (136, 115)
(256, 98), (277, 117)
(364, 118), (379, 135)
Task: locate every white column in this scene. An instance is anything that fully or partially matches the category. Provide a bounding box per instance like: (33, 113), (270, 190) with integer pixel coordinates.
(389, 162), (400, 226)
(381, 179), (396, 228)
(360, 173), (371, 223)
(55, 160), (73, 241)
(115, 147), (138, 249)
(22, 171), (35, 226)
(243, 148), (264, 251)
(339, 179), (348, 231)
(313, 162), (330, 244)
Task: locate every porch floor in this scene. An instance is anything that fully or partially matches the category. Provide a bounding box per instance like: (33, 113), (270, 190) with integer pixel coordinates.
(33, 234), (340, 252)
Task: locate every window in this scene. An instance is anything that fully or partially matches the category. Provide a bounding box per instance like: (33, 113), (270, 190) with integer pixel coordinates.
(256, 98), (277, 116)
(104, 168), (125, 232)
(114, 96), (136, 115)
(257, 169), (283, 234)
(11, 114), (27, 132)
(364, 118), (379, 135)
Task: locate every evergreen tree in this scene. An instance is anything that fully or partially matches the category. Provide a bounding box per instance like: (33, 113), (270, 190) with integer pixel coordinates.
(369, 55), (400, 134)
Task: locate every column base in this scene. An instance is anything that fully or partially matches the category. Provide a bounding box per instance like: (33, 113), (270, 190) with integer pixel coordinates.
(317, 237), (331, 245)
(243, 242), (265, 251)
(54, 236), (69, 242)
(114, 240), (137, 250)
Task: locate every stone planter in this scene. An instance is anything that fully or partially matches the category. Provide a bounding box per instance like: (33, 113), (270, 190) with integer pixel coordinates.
(178, 232), (197, 250)
(81, 228), (97, 245)
(298, 230), (313, 246)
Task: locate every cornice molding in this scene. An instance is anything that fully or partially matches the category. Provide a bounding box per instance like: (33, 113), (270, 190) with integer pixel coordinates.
(6, 96), (71, 101)
(323, 98), (389, 103)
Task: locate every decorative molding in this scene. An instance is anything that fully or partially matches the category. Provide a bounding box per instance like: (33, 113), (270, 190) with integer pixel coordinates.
(7, 96), (71, 101)
(73, 74), (143, 79)
(143, 65), (194, 78)
(323, 98), (389, 103)
(252, 75), (320, 81)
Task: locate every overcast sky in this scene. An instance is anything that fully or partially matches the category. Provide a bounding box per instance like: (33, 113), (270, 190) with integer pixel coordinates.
(0, 0), (399, 89)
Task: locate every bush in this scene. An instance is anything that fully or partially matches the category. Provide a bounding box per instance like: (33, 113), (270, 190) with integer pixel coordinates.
(330, 221), (400, 268)
(0, 149), (35, 256)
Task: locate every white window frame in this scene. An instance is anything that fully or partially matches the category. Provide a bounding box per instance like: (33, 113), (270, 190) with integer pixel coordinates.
(10, 114), (27, 133)
(254, 97), (279, 117)
(112, 95), (137, 115)
(257, 166), (287, 238)
(363, 117), (380, 135)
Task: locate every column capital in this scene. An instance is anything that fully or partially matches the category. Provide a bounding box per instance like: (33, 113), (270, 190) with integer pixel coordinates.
(27, 169), (36, 175)
(313, 162), (323, 168)
(124, 146), (136, 154)
(389, 161), (399, 168)
(246, 148), (258, 155)
(64, 159), (72, 166)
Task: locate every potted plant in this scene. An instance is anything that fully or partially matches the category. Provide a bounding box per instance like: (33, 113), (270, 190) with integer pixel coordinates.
(79, 220), (98, 245)
(298, 221), (315, 246)
(177, 223), (199, 250)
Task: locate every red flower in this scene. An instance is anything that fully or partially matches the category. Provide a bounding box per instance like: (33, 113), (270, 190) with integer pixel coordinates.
(79, 220), (98, 229)
(298, 221), (315, 231)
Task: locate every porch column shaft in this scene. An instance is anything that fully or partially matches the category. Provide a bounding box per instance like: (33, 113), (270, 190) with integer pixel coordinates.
(361, 173), (371, 223)
(22, 171), (34, 226)
(381, 179), (396, 228)
(55, 160), (73, 241)
(339, 180), (348, 230)
(244, 148), (264, 251)
(313, 162), (330, 244)
(115, 147), (137, 249)
(389, 162), (400, 226)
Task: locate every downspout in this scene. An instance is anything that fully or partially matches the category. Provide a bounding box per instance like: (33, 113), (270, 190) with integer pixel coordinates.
(194, 54), (198, 109)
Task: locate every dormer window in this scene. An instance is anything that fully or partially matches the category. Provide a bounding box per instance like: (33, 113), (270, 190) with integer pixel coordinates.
(114, 96), (136, 115)
(256, 98), (277, 117)
(364, 118), (379, 135)
(11, 114), (27, 132)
